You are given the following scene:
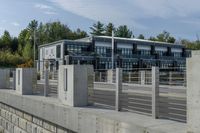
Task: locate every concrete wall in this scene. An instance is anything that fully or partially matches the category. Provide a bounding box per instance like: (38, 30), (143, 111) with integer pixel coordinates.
(0, 90), (187, 133)
(0, 69), (9, 89)
(0, 102), (74, 133)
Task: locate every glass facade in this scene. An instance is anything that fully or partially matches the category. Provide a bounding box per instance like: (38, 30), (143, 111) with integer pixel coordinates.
(39, 37), (190, 71)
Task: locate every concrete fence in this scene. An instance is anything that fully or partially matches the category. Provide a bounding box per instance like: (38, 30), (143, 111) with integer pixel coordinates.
(0, 54), (200, 133)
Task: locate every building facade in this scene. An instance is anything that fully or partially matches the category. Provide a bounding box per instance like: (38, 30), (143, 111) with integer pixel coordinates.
(37, 36), (190, 72)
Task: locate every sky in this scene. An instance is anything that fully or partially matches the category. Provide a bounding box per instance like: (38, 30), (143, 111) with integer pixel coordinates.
(0, 0), (200, 40)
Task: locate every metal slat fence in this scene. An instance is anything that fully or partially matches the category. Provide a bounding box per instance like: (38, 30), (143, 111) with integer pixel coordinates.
(90, 67), (187, 122)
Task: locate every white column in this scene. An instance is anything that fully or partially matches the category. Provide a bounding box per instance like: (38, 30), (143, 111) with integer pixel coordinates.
(140, 71), (146, 85)
(107, 69), (114, 83)
(44, 69), (49, 97)
(152, 67), (159, 119)
(15, 68), (37, 95)
(187, 51), (200, 133)
(115, 68), (122, 111)
(58, 65), (93, 107)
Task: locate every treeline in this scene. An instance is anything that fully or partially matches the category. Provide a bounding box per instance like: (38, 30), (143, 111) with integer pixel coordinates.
(0, 20), (198, 67)
(0, 20), (88, 67)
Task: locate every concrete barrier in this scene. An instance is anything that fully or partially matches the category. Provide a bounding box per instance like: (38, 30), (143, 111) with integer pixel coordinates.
(187, 51), (200, 133)
(0, 69), (10, 89)
(58, 65), (93, 107)
(15, 68), (37, 95)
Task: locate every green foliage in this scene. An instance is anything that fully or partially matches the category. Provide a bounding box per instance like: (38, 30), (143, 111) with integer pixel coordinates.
(138, 34), (145, 39)
(0, 30), (12, 49)
(105, 23), (115, 36)
(149, 31), (176, 43)
(115, 25), (133, 38)
(0, 20), (89, 67)
(23, 42), (33, 59)
(181, 39), (200, 50)
(90, 21), (105, 36)
(0, 50), (25, 67)
(90, 21), (134, 38)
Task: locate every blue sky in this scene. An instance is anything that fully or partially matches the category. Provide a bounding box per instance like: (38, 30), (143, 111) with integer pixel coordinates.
(0, 0), (200, 40)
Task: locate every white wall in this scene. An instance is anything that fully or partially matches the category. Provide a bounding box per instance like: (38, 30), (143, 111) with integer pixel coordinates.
(95, 41), (111, 47)
(171, 48), (182, 52)
(137, 45), (151, 50)
(40, 42), (63, 60)
(118, 43), (132, 49)
(155, 46), (167, 51)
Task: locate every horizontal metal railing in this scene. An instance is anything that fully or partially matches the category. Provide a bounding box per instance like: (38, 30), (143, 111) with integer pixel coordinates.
(90, 67), (187, 123)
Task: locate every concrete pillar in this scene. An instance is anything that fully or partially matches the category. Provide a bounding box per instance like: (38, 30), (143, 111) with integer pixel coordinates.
(152, 67), (159, 119)
(58, 65), (93, 107)
(115, 68), (122, 111)
(0, 69), (10, 89)
(44, 70), (49, 97)
(128, 72), (131, 83)
(140, 71), (145, 85)
(65, 55), (70, 65)
(15, 68), (37, 95)
(13, 71), (16, 90)
(99, 72), (102, 82)
(87, 66), (94, 105)
(169, 71), (173, 85)
(107, 69), (114, 83)
(187, 51), (200, 133)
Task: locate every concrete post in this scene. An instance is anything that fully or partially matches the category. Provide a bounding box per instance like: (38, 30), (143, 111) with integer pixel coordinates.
(128, 72), (131, 83)
(140, 71), (145, 85)
(0, 69), (10, 89)
(99, 72), (102, 82)
(169, 71), (173, 85)
(44, 70), (49, 97)
(15, 68), (37, 95)
(87, 66), (94, 105)
(58, 65), (93, 107)
(65, 55), (70, 65)
(13, 71), (16, 90)
(187, 51), (200, 133)
(107, 69), (114, 83)
(115, 68), (122, 111)
(152, 67), (159, 119)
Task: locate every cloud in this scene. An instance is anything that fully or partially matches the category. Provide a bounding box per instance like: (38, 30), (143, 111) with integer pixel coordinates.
(49, 0), (200, 29)
(0, 20), (7, 23)
(34, 3), (57, 15)
(44, 11), (57, 15)
(11, 22), (20, 27)
(49, 0), (147, 29)
(181, 20), (200, 26)
(34, 4), (53, 10)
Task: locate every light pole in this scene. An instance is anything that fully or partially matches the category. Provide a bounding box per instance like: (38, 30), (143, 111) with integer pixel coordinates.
(33, 29), (36, 68)
(112, 30), (114, 70)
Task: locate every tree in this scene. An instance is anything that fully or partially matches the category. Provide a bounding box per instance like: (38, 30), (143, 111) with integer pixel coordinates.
(149, 36), (157, 41)
(1, 30), (12, 49)
(28, 20), (38, 32)
(138, 34), (145, 39)
(22, 42), (33, 59)
(90, 21), (105, 36)
(167, 36), (176, 43)
(11, 37), (18, 52)
(105, 23), (115, 36)
(115, 25), (133, 38)
(156, 31), (176, 43)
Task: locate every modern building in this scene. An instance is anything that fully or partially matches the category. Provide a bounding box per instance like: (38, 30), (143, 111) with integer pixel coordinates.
(37, 36), (190, 72)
